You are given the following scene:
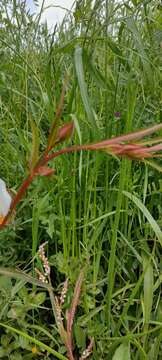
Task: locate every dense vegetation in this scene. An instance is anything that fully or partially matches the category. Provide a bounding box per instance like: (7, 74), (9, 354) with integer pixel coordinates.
(0, 0), (162, 358)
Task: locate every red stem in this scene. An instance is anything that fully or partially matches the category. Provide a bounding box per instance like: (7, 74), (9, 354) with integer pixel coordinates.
(1, 124), (162, 230)
(0, 172), (35, 228)
(0, 146), (83, 229)
(45, 144), (97, 162)
(66, 341), (75, 360)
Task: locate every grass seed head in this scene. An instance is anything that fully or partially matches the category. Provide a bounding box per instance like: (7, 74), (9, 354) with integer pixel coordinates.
(38, 242), (50, 276)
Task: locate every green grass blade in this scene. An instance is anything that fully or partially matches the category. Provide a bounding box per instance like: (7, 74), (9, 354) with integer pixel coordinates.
(106, 159), (127, 328)
(123, 191), (162, 247)
(0, 323), (68, 360)
(74, 46), (97, 130)
(0, 267), (51, 290)
(126, 17), (152, 83)
(142, 252), (154, 330)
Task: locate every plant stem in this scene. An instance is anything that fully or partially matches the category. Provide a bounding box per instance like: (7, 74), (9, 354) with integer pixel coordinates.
(1, 123), (162, 230)
(0, 172), (35, 227)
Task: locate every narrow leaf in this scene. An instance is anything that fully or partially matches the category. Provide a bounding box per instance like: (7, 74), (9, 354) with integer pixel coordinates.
(123, 191), (162, 247)
(126, 17), (152, 82)
(0, 267), (51, 290)
(106, 36), (130, 71)
(30, 119), (40, 168)
(144, 160), (162, 173)
(142, 252), (153, 328)
(74, 46), (97, 129)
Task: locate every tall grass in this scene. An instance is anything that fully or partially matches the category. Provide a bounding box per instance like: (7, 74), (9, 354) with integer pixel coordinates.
(0, 0), (162, 358)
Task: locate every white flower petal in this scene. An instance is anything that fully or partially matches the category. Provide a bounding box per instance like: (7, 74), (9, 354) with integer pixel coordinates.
(0, 179), (12, 216)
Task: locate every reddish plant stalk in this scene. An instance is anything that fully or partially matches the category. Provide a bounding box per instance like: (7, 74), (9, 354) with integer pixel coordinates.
(66, 270), (84, 360)
(0, 145), (92, 229)
(0, 172), (35, 227)
(1, 123), (162, 230)
(66, 344), (75, 360)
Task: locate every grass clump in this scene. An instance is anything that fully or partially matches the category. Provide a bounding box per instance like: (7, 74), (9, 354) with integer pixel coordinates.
(0, 0), (162, 359)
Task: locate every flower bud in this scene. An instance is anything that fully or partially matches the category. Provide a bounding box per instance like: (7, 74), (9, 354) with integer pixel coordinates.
(56, 121), (74, 144)
(35, 166), (56, 177)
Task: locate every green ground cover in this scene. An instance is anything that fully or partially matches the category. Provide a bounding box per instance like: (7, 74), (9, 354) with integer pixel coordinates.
(0, 0), (162, 358)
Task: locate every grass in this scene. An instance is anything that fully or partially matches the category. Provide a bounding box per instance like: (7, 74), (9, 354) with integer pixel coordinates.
(0, 0), (162, 358)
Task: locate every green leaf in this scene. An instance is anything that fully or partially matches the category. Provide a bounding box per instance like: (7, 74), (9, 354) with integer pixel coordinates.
(112, 342), (130, 360)
(85, 51), (115, 89)
(72, 115), (82, 184)
(0, 276), (12, 291)
(1, 335), (10, 347)
(42, 91), (50, 108)
(0, 348), (6, 358)
(33, 292), (46, 306)
(10, 354), (23, 360)
(123, 191), (162, 247)
(144, 160), (162, 173)
(32, 193), (50, 256)
(106, 36), (130, 71)
(142, 252), (153, 328)
(29, 118), (40, 169)
(156, 299), (162, 322)
(0, 267), (51, 290)
(18, 336), (29, 349)
(74, 324), (86, 349)
(147, 338), (161, 360)
(74, 46), (97, 130)
(126, 17), (152, 83)
(0, 323), (68, 360)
